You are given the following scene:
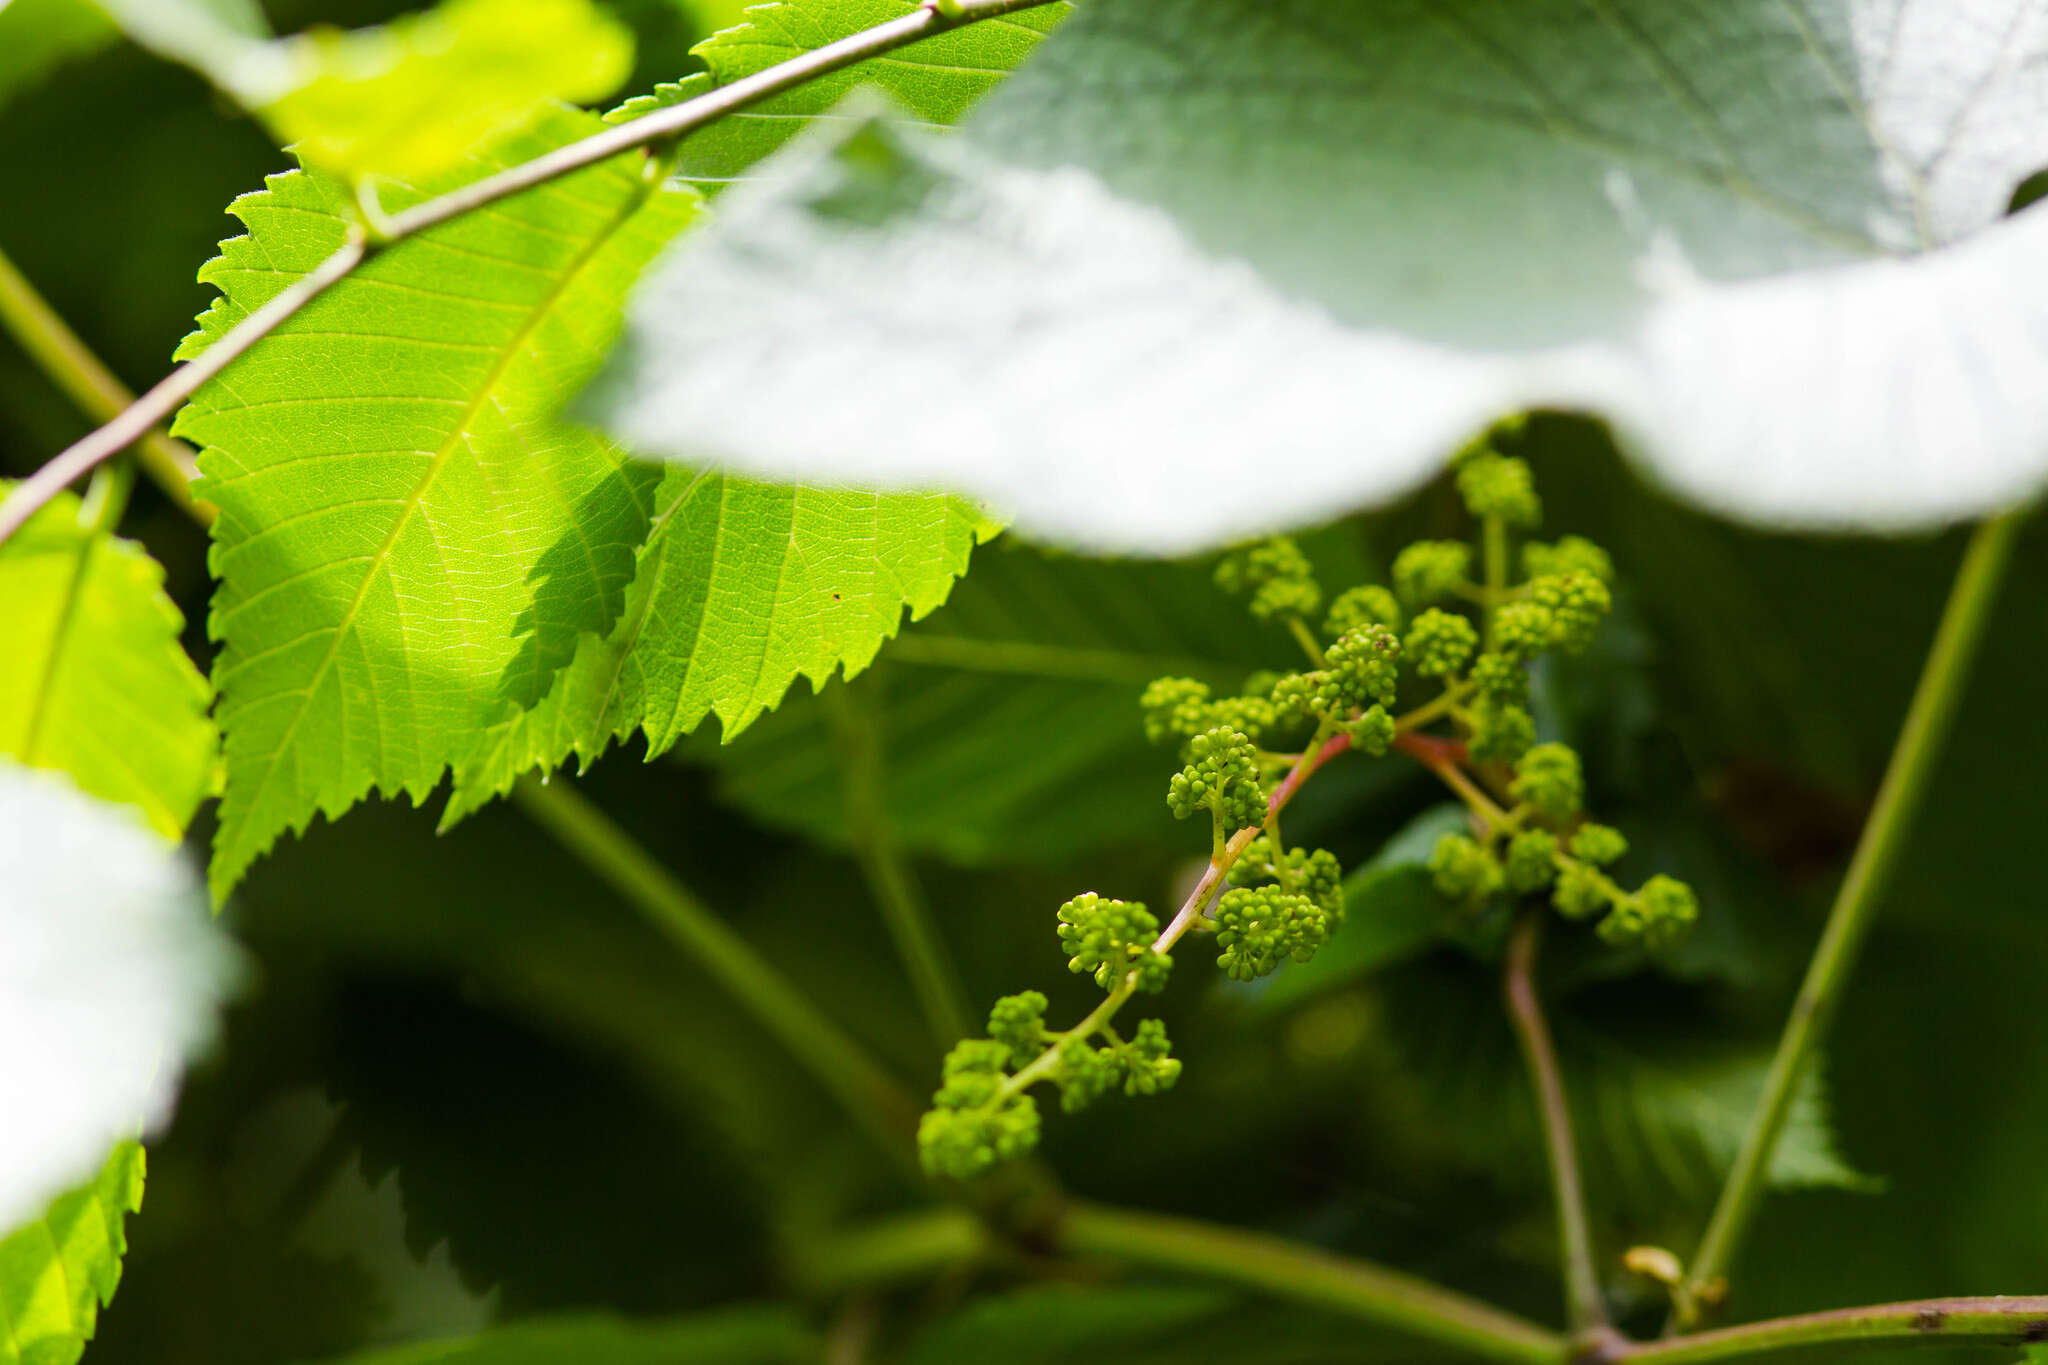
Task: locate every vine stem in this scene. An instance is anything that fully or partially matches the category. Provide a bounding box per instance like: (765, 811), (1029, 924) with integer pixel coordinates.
(1678, 510), (2025, 1317)
(509, 773), (927, 1174)
(0, 244), (209, 521)
(1059, 1202), (1562, 1365)
(823, 676), (973, 1046)
(0, 0), (1060, 549)
(1504, 914), (1610, 1343)
(1609, 1297), (2048, 1364)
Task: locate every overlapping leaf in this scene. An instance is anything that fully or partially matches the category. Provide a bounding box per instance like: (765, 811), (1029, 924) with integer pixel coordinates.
(178, 107), (697, 898)
(677, 539), (1337, 863)
(608, 0), (1069, 190)
(0, 0), (116, 112)
(0, 1142), (143, 1365)
(445, 469), (993, 825)
(0, 485), (215, 839)
(586, 1), (2048, 552)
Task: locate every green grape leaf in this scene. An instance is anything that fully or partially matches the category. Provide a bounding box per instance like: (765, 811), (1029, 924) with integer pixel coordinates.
(678, 537), (1342, 863)
(257, 0), (633, 185)
(0, 764), (235, 1234)
(443, 469), (995, 826)
(278, 1308), (814, 1365)
(0, 1141), (144, 1365)
(585, 3), (2048, 553)
(607, 0), (1070, 191)
(0, 0), (117, 112)
(176, 106), (698, 899)
(1383, 964), (1872, 1217)
(0, 485), (215, 840)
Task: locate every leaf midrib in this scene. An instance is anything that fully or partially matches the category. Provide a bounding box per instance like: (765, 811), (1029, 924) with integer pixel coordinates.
(224, 161), (657, 831)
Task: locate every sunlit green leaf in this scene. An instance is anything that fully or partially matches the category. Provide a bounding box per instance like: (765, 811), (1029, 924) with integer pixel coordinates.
(607, 0), (1069, 191)
(0, 1141), (144, 1365)
(587, 3), (2048, 552)
(444, 469), (995, 826)
(176, 107), (698, 898)
(259, 0), (633, 185)
(0, 484), (214, 840)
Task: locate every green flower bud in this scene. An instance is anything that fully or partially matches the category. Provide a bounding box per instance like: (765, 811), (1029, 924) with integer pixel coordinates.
(1529, 572), (1612, 654)
(1554, 862), (1617, 920)
(1347, 704), (1396, 756)
(1122, 1018), (1183, 1096)
(1168, 727), (1269, 832)
(1216, 537), (1322, 623)
(1469, 651), (1528, 704)
(1523, 535), (1614, 584)
(1139, 676), (1213, 745)
(1324, 584), (1403, 638)
(1405, 607), (1480, 679)
(1429, 832), (1502, 906)
(987, 991), (1050, 1067)
(1469, 701), (1536, 764)
(1455, 451), (1541, 527)
(1568, 823), (1628, 866)
(1393, 540), (1473, 607)
(1492, 601), (1555, 663)
(1214, 885), (1331, 981)
(1511, 743), (1583, 821)
(1316, 625), (1402, 715)
(1056, 892), (1166, 991)
(1505, 828), (1561, 893)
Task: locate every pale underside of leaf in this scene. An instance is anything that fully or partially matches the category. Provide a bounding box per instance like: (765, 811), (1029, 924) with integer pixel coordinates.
(0, 487), (215, 840)
(444, 467), (994, 826)
(0, 1141), (143, 1365)
(178, 106), (698, 898)
(585, 0), (2048, 552)
(0, 766), (232, 1236)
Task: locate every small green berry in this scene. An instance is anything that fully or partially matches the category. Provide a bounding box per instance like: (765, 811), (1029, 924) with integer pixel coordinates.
(1140, 676), (1213, 746)
(1056, 892), (1168, 991)
(1469, 652), (1528, 704)
(1511, 743), (1583, 821)
(1168, 727), (1269, 832)
(1554, 862), (1617, 920)
(1455, 451), (1541, 527)
(987, 991), (1050, 1067)
(1492, 601), (1555, 663)
(1529, 573), (1612, 654)
(1429, 832), (1502, 906)
(1504, 829), (1561, 893)
(1393, 540), (1473, 607)
(1569, 823), (1628, 866)
(1523, 535), (1614, 584)
(1405, 608), (1479, 679)
(1122, 1018), (1183, 1096)
(1316, 625), (1402, 714)
(1324, 584), (1403, 638)
(1214, 885), (1331, 980)
(1347, 703), (1396, 756)
(1216, 537), (1322, 623)
(1468, 701), (1535, 764)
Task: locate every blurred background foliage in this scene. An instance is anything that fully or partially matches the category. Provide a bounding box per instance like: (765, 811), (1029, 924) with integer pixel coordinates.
(3, 3), (2045, 1362)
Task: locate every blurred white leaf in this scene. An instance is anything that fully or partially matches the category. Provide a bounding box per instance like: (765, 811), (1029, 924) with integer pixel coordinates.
(586, 0), (2048, 552)
(0, 763), (237, 1232)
